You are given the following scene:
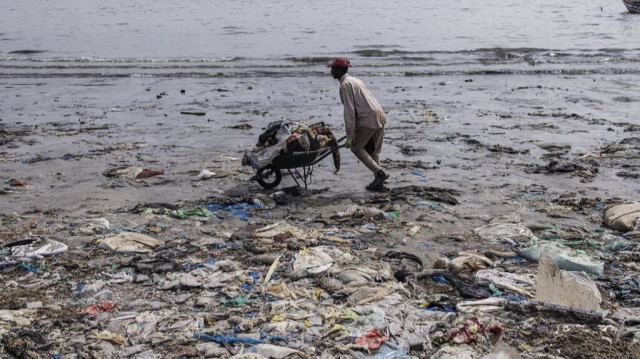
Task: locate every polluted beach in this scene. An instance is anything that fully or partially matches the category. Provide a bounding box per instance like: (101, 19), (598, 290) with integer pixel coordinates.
(3, 0), (640, 358)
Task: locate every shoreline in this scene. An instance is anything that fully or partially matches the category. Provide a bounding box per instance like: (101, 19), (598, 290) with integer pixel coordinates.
(2, 73), (638, 215)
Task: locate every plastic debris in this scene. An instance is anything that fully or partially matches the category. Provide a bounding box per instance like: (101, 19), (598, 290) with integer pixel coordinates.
(456, 298), (508, 313)
(253, 222), (297, 238)
(604, 202), (640, 232)
(481, 339), (523, 359)
(174, 207), (214, 218)
(365, 342), (418, 358)
(193, 333), (264, 345)
(291, 246), (335, 278)
(194, 169), (217, 180)
(475, 269), (535, 297)
(244, 344), (301, 358)
(97, 233), (161, 253)
(518, 239), (604, 275)
(473, 223), (537, 244)
(79, 301), (117, 315)
(103, 166), (143, 179)
(535, 252), (603, 313)
(430, 344), (478, 359)
(355, 329), (390, 350)
(435, 252), (494, 274)
(4, 124), (640, 359)
(9, 238), (68, 259)
(136, 169), (164, 179)
(89, 330), (126, 345)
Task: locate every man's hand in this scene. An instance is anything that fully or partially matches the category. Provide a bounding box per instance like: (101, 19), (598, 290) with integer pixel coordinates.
(345, 139), (353, 149)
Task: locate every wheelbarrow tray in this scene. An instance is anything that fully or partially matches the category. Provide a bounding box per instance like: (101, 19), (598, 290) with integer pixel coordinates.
(250, 136), (345, 189)
(271, 147), (336, 169)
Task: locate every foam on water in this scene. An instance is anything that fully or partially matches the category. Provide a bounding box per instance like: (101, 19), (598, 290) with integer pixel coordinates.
(1, 48), (640, 78)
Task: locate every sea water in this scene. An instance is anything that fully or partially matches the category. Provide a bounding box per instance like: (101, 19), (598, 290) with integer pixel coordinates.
(1, 0), (640, 78)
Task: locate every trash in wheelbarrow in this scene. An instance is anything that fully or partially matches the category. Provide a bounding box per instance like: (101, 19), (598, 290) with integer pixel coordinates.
(242, 122), (344, 189)
(243, 122), (292, 169)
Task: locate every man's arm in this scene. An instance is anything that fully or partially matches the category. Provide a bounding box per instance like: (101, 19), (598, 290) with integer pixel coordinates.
(339, 83), (357, 140)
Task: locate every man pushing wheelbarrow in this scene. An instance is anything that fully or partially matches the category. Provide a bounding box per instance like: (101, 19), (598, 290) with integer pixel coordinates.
(244, 56), (389, 192)
(327, 57), (389, 191)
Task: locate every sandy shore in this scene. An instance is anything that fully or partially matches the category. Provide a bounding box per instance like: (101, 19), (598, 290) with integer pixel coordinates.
(2, 73), (640, 357)
(2, 74), (638, 214)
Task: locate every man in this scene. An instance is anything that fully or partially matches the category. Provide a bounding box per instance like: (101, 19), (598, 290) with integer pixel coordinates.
(328, 57), (389, 191)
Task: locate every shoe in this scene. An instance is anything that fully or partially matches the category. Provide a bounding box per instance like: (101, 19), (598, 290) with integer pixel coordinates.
(377, 170), (389, 184)
(366, 182), (385, 191)
(366, 176), (385, 191)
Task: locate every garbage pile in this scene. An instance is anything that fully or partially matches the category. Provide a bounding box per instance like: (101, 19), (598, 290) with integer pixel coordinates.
(3, 181), (640, 358)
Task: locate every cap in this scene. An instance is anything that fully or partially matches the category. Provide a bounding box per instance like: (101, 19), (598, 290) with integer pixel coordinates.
(327, 57), (350, 68)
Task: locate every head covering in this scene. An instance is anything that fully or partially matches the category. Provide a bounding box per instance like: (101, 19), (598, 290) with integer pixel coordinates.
(327, 57), (350, 68)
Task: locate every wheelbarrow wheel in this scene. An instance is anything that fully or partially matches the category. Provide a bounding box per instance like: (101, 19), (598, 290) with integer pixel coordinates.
(256, 164), (282, 189)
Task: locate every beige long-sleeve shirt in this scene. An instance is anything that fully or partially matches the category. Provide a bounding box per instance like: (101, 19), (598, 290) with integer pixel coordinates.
(339, 74), (386, 140)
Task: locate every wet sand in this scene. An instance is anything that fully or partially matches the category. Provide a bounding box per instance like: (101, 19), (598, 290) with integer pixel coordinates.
(2, 74), (638, 218)
(2, 73), (640, 357)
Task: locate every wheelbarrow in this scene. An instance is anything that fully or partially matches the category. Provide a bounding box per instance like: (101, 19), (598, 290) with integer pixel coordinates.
(249, 136), (346, 189)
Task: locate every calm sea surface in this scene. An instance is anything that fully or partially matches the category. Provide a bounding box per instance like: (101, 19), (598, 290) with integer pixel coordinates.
(1, 0), (640, 78)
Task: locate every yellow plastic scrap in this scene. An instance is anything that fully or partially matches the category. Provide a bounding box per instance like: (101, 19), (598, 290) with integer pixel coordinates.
(299, 247), (310, 255)
(323, 235), (351, 244)
(304, 320), (313, 328)
(147, 225), (162, 233)
(284, 227), (306, 240)
(204, 316), (216, 327)
(314, 289), (325, 300)
(467, 321), (479, 335)
(339, 308), (359, 320)
(263, 255), (282, 285)
(322, 324), (344, 338)
(271, 315), (286, 323)
(89, 330), (126, 345)
(418, 303), (429, 309)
